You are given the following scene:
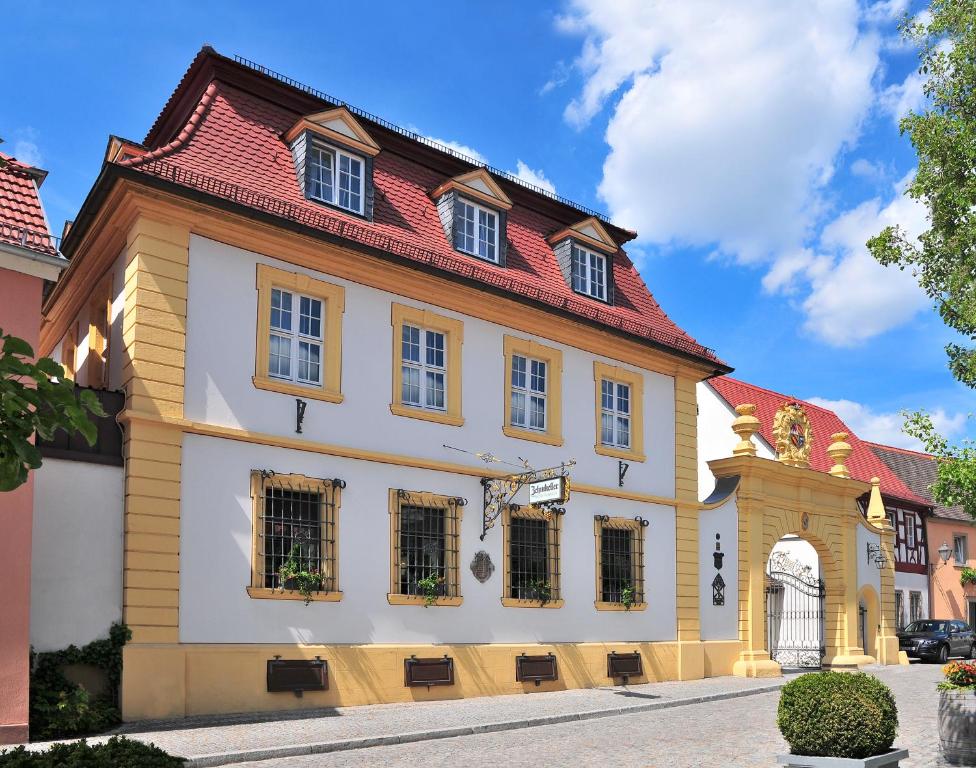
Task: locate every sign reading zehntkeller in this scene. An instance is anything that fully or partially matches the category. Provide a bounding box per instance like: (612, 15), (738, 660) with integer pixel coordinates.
(528, 476), (567, 506)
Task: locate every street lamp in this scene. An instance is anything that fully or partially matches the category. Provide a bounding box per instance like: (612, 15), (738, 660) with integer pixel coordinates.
(939, 541), (952, 564)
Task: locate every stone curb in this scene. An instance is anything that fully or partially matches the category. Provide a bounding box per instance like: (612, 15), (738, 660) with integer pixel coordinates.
(184, 681), (787, 767)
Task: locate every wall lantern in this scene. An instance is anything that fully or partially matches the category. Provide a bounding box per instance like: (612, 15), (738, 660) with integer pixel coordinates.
(866, 543), (887, 569)
(713, 533), (724, 570)
(939, 541), (952, 564)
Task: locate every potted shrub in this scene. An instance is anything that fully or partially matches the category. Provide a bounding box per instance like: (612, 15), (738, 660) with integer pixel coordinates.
(938, 660), (976, 765)
(777, 671), (906, 767)
(278, 545), (324, 605)
(416, 574), (445, 607)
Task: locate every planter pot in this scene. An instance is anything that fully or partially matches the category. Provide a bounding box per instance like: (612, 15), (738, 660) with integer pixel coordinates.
(939, 688), (976, 765)
(777, 750), (908, 767)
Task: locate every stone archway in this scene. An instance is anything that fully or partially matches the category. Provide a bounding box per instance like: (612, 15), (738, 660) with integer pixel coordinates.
(766, 537), (825, 669)
(857, 584), (881, 661)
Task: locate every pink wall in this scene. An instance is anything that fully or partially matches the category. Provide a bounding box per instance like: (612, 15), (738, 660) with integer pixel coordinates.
(0, 266), (43, 744)
(928, 517), (976, 623)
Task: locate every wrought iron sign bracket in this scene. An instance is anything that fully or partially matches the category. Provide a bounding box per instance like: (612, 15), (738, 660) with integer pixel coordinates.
(480, 460), (575, 540)
(618, 460), (629, 487)
(295, 398), (307, 434)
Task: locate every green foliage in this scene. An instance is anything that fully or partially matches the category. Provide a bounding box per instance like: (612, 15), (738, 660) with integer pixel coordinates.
(904, 411), (976, 519)
(777, 672), (898, 759)
(0, 330), (105, 491)
(277, 544), (324, 606)
(0, 736), (184, 767)
(30, 624), (131, 741)
(416, 574), (444, 607)
(961, 567), (976, 586)
(528, 579), (552, 605)
(621, 584), (635, 610)
(867, 1), (976, 388)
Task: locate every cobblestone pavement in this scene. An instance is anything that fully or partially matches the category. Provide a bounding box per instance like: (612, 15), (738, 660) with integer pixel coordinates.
(231, 664), (949, 768)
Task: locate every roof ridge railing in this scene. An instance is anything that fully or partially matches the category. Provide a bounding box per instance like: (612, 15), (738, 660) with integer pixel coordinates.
(231, 54), (614, 226)
(127, 156), (715, 360)
(0, 222), (60, 254)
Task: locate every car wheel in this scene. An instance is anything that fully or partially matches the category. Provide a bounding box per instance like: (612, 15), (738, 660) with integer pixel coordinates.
(938, 644), (949, 664)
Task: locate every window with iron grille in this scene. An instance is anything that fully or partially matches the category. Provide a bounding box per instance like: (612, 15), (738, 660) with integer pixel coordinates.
(504, 508), (561, 606)
(249, 471), (341, 600)
(909, 591), (923, 623)
(389, 490), (463, 604)
(594, 516), (646, 609)
(895, 590), (905, 630)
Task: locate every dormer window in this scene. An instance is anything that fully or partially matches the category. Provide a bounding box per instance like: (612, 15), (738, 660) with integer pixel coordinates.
(455, 198), (498, 262)
(284, 107), (380, 220)
(308, 143), (364, 215)
(433, 169), (512, 266)
(571, 244), (607, 301)
(548, 217), (618, 305)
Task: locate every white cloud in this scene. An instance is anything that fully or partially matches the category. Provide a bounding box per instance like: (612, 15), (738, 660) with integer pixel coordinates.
(11, 128), (43, 168)
(850, 157), (885, 179)
(796, 172), (929, 345)
(880, 69), (925, 125)
(560, 0), (882, 265)
(806, 396), (966, 450)
(424, 136), (488, 165)
(512, 160), (557, 194)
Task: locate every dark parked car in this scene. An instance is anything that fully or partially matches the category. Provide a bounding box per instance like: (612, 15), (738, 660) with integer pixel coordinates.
(898, 620), (976, 663)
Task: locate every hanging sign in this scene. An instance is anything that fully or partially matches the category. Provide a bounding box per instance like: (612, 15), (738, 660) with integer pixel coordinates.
(528, 476), (568, 506)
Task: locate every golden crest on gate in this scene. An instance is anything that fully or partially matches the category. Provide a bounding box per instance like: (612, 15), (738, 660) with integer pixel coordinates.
(772, 402), (813, 468)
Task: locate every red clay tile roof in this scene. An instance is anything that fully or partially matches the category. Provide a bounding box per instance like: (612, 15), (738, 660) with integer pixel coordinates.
(111, 50), (725, 369)
(0, 151), (57, 256)
(866, 441), (970, 522)
(709, 376), (928, 506)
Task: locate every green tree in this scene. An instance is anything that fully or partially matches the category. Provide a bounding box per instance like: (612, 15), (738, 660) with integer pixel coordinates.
(0, 329), (105, 492)
(867, 0), (976, 388)
(904, 411), (976, 519)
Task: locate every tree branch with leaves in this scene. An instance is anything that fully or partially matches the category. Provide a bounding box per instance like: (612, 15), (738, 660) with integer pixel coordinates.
(0, 329), (105, 492)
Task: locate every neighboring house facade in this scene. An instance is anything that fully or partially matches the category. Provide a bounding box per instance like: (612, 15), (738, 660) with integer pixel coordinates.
(0, 152), (66, 744)
(699, 378), (933, 629)
(870, 443), (976, 627)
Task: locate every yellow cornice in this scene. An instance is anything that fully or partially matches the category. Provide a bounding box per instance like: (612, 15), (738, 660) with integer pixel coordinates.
(41, 182), (718, 382)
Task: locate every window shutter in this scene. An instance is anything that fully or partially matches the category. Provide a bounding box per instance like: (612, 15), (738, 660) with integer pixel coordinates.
(364, 155), (375, 221)
(452, 194), (464, 250)
(497, 210), (508, 267)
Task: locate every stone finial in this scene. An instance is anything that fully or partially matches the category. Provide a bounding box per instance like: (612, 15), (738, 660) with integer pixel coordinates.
(827, 432), (853, 478)
(866, 476), (887, 524)
(731, 404), (760, 457)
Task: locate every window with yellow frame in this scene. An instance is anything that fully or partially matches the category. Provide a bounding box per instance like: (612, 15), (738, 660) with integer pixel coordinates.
(593, 361), (645, 462)
(593, 515), (648, 611)
(502, 506), (563, 608)
(388, 489), (464, 606)
(247, 470), (342, 602)
(390, 303), (464, 426)
(502, 335), (563, 446)
(254, 263), (345, 403)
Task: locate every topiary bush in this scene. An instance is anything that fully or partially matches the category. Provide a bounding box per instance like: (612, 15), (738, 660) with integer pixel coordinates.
(0, 736), (184, 767)
(777, 671), (898, 759)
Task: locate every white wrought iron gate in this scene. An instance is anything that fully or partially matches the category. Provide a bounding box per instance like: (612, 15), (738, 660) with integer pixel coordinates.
(766, 554), (825, 669)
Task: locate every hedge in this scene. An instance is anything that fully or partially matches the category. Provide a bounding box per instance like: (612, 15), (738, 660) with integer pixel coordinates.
(0, 736), (184, 767)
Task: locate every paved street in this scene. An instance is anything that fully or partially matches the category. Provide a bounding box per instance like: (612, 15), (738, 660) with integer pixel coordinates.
(230, 664), (946, 768)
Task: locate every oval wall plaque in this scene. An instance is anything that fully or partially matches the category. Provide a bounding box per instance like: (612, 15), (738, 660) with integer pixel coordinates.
(470, 550), (494, 583)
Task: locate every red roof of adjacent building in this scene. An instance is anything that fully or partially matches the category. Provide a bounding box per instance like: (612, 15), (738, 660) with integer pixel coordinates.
(709, 376), (928, 507)
(98, 47), (725, 370)
(0, 151), (57, 256)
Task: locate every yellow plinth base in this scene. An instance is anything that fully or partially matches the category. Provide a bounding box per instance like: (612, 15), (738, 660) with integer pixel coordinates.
(898, 651), (910, 666)
(826, 654), (876, 669)
(677, 640), (705, 681)
(732, 651), (782, 678)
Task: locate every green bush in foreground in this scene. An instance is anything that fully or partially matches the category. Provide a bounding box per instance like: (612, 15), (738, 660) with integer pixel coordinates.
(0, 736), (184, 767)
(777, 671), (898, 759)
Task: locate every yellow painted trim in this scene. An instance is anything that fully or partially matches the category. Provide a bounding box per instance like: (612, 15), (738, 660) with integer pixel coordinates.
(431, 168), (513, 210)
(546, 217), (618, 255)
(501, 506), (563, 607)
(388, 489), (464, 603)
(87, 275), (110, 389)
(254, 263), (344, 403)
(593, 516), (647, 609)
(593, 361), (645, 462)
(390, 303), (463, 426)
(119, 409), (688, 509)
(246, 587), (343, 602)
(502, 335), (563, 446)
(250, 471), (341, 595)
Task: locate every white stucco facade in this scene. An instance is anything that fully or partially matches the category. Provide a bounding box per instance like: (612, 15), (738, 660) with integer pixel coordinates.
(31, 458), (124, 651)
(698, 496), (738, 641)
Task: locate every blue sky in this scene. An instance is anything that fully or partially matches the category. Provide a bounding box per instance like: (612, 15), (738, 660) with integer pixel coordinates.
(2, 1), (972, 448)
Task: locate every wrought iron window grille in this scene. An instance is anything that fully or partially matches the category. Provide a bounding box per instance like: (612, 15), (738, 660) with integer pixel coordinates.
(251, 470), (344, 594)
(507, 509), (563, 603)
(392, 491), (465, 599)
(596, 515), (648, 606)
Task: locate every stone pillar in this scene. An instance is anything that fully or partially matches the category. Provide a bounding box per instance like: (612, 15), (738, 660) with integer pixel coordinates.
(867, 478), (900, 665)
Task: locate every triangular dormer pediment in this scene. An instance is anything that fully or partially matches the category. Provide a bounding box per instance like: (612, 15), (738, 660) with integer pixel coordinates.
(546, 216), (617, 254)
(431, 168), (512, 211)
(283, 107), (380, 157)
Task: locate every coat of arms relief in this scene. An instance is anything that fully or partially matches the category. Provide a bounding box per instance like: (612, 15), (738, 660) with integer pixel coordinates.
(772, 402), (813, 468)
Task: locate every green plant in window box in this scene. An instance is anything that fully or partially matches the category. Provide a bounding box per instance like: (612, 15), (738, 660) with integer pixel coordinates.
(621, 585), (636, 611)
(528, 579), (552, 605)
(416, 574), (444, 607)
(278, 544), (324, 606)
(961, 567), (976, 588)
